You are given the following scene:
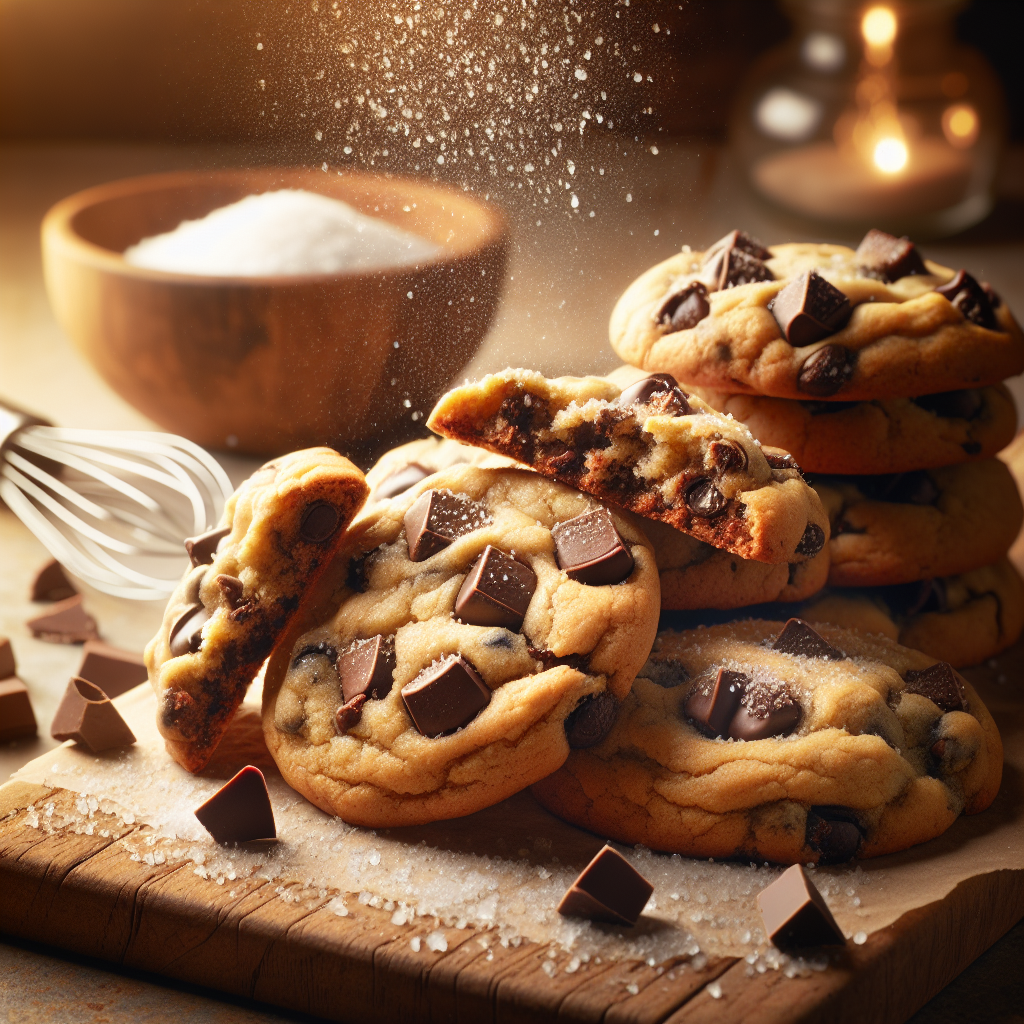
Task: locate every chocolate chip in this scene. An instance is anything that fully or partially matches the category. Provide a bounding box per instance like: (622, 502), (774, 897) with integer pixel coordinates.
(657, 282), (710, 332)
(455, 546), (537, 630)
(26, 595), (99, 645)
(215, 574), (245, 608)
(709, 438), (748, 472)
(860, 471), (940, 506)
(76, 641), (147, 699)
(684, 667), (747, 738)
(50, 677), (136, 752)
(903, 662), (968, 712)
(935, 269), (998, 329)
(684, 477), (728, 517)
(762, 446), (802, 473)
(551, 508), (635, 586)
(770, 271), (852, 347)
(338, 634), (395, 703)
(617, 373), (692, 414)
(797, 344), (855, 397)
(401, 654), (491, 737)
(184, 526), (231, 568)
(169, 604), (211, 658)
(564, 691), (619, 748)
(805, 806), (864, 864)
(0, 637), (15, 680)
(334, 692), (368, 734)
(558, 845), (654, 926)
(194, 765), (276, 844)
(855, 228), (927, 281)
(795, 522), (826, 557)
(0, 677), (37, 741)
(757, 864), (846, 947)
(374, 462), (432, 501)
(404, 489), (491, 562)
(771, 619), (842, 660)
(704, 245), (774, 291)
(292, 641), (338, 668)
(912, 389), (984, 420)
(30, 559), (76, 602)
(704, 230), (772, 261)
(300, 501), (341, 543)
(729, 676), (801, 740)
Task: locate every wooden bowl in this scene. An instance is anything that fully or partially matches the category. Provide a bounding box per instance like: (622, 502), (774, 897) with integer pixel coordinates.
(41, 168), (508, 458)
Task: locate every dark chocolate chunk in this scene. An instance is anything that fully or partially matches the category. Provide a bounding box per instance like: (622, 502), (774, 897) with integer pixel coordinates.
(684, 477), (728, 517)
(558, 844), (654, 926)
(26, 595), (99, 644)
(552, 508), (635, 586)
(0, 677), (37, 741)
(215, 574), (245, 608)
(76, 641), (148, 699)
(404, 489), (491, 562)
(704, 245), (774, 291)
(657, 282), (710, 332)
(709, 439), (747, 472)
(401, 654), (491, 737)
(684, 668), (747, 738)
(30, 559), (77, 602)
(456, 546), (537, 631)
(194, 765), (276, 844)
(795, 522), (826, 557)
(374, 463), (432, 501)
(300, 501), (341, 543)
(50, 677), (136, 752)
(797, 344), (855, 397)
(169, 604), (211, 658)
(911, 389), (984, 421)
(855, 228), (927, 281)
(704, 230), (772, 262)
(729, 686), (802, 740)
(770, 271), (852, 347)
(903, 662), (968, 712)
(564, 691), (619, 748)
(881, 577), (947, 618)
(618, 373), (692, 415)
(757, 864), (846, 947)
(334, 692), (368, 734)
(860, 471), (940, 506)
(805, 806), (864, 864)
(184, 526), (231, 568)
(934, 269), (998, 329)
(0, 637), (15, 680)
(338, 634), (395, 703)
(762, 446), (802, 473)
(771, 619), (842, 660)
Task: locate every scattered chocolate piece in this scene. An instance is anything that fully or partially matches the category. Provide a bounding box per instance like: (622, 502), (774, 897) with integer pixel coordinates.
(684, 478), (728, 517)
(334, 692), (368, 734)
(551, 508), (635, 586)
(0, 637), (15, 680)
(168, 604), (211, 658)
(194, 765), (276, 844)
(860, 471), (940, 506)
(300, 501), (341, 543)
(709, 439), (747, 472)
(215, 574), (245, 608)
(0, 678), (37, 741)
(618, 373), (692, 414)
(911, 389), (984, 421)
(903, 662), (968, 713)
(795, 522), (826, 557)
(374, 462), (431, 500)
(657, 282), (710, 332)
(404, 489), (491, 562)
(184, 526), (231, 568)
(26, 595), (99, 644)
(935, 269), (998, 329)
(456, 546), (537, 630)
(762, 447), (802, 473)
(704, 245), (774, 291)
(805, 806), (864, 864)
(50, 677), (136, 752)
(770, 271), (852, 347)
(558, 845), (654, 926)
(685, 667), (747, 738)
(564, 692), (618, 748)
(771, 619), (842, 660)
(76, 641), (147, 698)
(757, 864), (846, 948)
(704, 230), (772, 262)
(729, 684), (802, 740)
(855, 228), (927, 281)
(401, 654), (491, 737)
(797, 344), (855, 397)
(30, 559), (77, 602)
(338, 634), (396, 703)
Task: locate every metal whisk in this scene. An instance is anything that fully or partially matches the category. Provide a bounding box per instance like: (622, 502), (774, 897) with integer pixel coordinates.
(1, 399), (235, 601)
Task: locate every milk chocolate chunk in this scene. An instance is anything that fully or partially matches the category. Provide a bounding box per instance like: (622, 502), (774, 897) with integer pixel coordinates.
(757, 864), (846, 948)
(705, 245), (774, 291)
(657, 282), (710, 332)
(805, 806), (864, 864)
(76, 641), (148, 698)
(401, 654), (491, 738)
(169, 604), (211, 658)
(685, 667), (747, 738)
(334, 692), (368, 734)
(184, 526), (230, 568)
(729, 684), (802, 740)
(404, 489), (491, 562)
(215, 574), (245, 608)
(763, 447), (802, 473)
(51, 677), (136, 752)
(26, 595), (99, 644)
(0, 637), (15, 680)
(709, 438), (747, 472)
(705, 229), (772, 262)
(771, 619), (842, 660)
(558, 845), (654, 926)
(375, 462), (431, 500)
(795, 522), (826, 557)
(339, 634), (396, 703)
(935, 269), (998, 329)
(618, 373), (691, 414)
(903, 661), (967, 712)
(770, 271), (852, 347)
(855, 228), (927, 281)
(194, 765), (276, 844)
(456, 546), (537, 630)
(552, 508), (635, 586)
(0, 678), (37, 741)
(30, 559), (77, 602)
(797, 344), (855, 397)
(564, 691), (618, 749)
(684, 477), (727, 517)
(300, 501), (341, 543)
(912, 388), (984, 421)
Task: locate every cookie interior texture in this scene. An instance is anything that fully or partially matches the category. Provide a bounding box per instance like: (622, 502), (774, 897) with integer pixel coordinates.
(532, 620), (1003, 864)
(261, 465), (660, 827)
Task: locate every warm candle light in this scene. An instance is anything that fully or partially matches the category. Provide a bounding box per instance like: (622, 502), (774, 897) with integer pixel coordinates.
(861, 6), (896, 48)
(942, 103), (979, 148)
(873, 136), (908, 173)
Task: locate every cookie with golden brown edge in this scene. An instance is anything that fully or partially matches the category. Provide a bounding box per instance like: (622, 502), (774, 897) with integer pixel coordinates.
(610, 231), (1023, 401)
(532, 620), (1003, 864)
(427, 369), (829, 566)
(146, 448), (369, 773)
(261, 464), (661, 828)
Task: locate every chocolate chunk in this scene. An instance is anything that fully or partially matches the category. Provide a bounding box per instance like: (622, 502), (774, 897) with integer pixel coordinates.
(0, 678), (37, 741)
(860, 471), (940, 506)
(684, 477), (728, 517)
(770, 271), (852, 347)
(771, 619), (842, 660)
(401, 654), (491, 737)
(184, 526), (231, 568)
(338, 634), (395, 703)
(374, 462), (431, 500)
(981, 281), (1001, 308)
(26, 595), (99, 644)
(883, 577), (947, 618)
(709, 438), (747, 472)
(334, 692), (368, 734)
(805, 806), (864, 864)
(912, 389), (984, 421)
(657, 282), (710, 332)
(855, 228), (927, 281)
(456, 546), (537, 631)
(551, 508), (635, 586)
(0, 637), (15, 680)
(705, 230), (772, 262)
(404, 489), (491, 562)
(50, 677), (136, 752)
(564, 691), (618, 748)
(76, 641), (148, 698)
(729, 674), (802, 740)
(618, 373), (692, 414)
(169, 604), (211, 658)
(757, 864), (846, 948)
(685, 667), (747, 738)
(704, 245), (774, 291)
(762, 446), (802, 473)
(300, 501), (341, 543)
(215, 574), (245, 608)
(795, 522), (826, 557)
(797, 344), (855, 397)
(935, 269), (998, 329)
(194, 765), (276, 844)
(558, 844), (654, 926)
(903, 662), (968, 712)
(30, 559), (77, 602)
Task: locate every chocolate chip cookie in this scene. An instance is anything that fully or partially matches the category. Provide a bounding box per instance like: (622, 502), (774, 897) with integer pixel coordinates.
(146, 448), (369, 772)
(261, 464), (661, 827)
(610, 229), (1023, 401)
(427, 368), (829, 565)
(532, 620), (1003, 863)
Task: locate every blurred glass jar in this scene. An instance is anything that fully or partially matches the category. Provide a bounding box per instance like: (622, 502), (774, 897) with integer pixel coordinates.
(732, 0), (1006, 236)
